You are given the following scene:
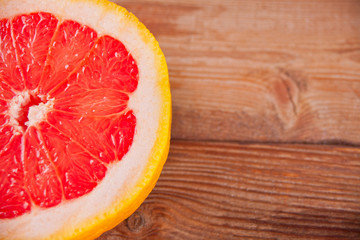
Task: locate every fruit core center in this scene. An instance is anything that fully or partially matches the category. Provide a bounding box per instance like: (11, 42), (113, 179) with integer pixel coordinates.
(9, 92), (53, 132)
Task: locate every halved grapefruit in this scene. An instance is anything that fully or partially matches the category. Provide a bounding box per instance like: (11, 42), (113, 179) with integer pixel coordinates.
(0, 0), (171, 239)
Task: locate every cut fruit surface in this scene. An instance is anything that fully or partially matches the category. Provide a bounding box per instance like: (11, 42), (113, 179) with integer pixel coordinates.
(0, 0), (171, 239)
(3, 14), (138, 214)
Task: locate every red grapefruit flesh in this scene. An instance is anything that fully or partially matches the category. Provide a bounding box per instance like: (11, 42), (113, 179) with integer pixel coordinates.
(0, 12), (138, 219)
(0, 135), (31, 219)
(12, 12), (58, 90)
(0, 19), (24, 93)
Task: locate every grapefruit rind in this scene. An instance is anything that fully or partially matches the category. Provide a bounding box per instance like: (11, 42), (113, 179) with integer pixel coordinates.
(0, 0), (171, 239)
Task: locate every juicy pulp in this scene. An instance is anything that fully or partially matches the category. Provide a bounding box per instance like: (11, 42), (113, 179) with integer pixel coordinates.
(0, 12), (138, 219)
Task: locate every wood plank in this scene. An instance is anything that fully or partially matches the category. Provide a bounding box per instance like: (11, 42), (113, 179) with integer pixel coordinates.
(111, 0), (360, 144)
(98, 140), (360, 240)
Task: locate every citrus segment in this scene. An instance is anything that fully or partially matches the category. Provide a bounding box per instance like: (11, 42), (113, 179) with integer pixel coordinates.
(12, 12), (58, 90)
(0, 124), (13, 147)
(50, 35), (138, 97)
(53, 89), (129, 116)
(39, 121), (108, 200)
(49, 35), (138, 117)
(79, 35), (138, 93)
(46, 110), (136, 164)
(0, 81), (16, 99)
(0, 135), (31, 219)
(0, 99), (7, 132)
(0, 19), (24, 92)
(0, 98), (7, 112)
(23, 126), (63, 208)
(39, 19), (97, 94)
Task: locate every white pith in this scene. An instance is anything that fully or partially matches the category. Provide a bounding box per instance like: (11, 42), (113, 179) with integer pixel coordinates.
(8, 91), (31, 133)
(8, 91), (54, 133)
(26, 100), (53, 127)
(0, 0), (163, 239)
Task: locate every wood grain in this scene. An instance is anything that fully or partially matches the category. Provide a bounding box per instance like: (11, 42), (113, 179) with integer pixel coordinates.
(99, 1), (360, 239)
(112, 0), (360, 144)
(98, 141), (360, 240)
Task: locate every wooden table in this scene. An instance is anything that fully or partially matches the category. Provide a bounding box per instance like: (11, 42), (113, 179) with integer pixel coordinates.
(99, 0), (360, 239)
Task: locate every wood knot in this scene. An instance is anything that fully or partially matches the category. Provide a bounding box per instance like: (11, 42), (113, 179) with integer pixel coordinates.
(269, 68), (308, 130)
(126, 211), (145, 232)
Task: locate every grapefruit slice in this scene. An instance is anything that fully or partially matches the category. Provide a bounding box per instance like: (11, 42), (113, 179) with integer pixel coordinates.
(0, 0), (171, 239)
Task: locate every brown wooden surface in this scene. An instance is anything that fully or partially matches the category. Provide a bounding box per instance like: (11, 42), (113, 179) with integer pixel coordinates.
(99, 0), (360, 239)
(99, 141), (360, 240)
